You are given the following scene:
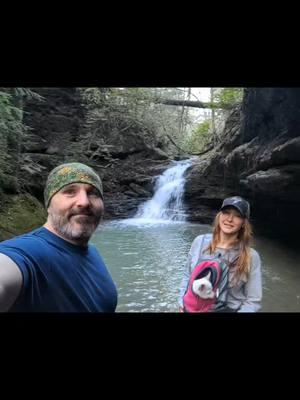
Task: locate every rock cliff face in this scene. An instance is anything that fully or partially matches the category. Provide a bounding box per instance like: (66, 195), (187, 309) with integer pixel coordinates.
(20, 88), (85, 198)
(21, 88), (171, 219)
(184, 88), (300, 238)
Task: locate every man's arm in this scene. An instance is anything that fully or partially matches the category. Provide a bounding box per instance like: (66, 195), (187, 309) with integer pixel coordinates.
(0, 253), (23, 312)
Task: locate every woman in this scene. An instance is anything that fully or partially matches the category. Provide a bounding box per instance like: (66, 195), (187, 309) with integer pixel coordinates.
(178, 196), (262, 312)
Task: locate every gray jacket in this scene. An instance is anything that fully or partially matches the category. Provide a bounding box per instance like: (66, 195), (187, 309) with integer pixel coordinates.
(178, 234), (262, 312)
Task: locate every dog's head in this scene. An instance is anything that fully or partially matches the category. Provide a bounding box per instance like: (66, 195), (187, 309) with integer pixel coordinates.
(192, 271), (215, 299)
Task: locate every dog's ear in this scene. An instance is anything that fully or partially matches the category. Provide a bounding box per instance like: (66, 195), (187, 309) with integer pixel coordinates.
(205, 270), (211, 280)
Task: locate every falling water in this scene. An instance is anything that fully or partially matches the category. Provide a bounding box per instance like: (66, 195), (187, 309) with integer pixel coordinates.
(134, 159), (192, 222)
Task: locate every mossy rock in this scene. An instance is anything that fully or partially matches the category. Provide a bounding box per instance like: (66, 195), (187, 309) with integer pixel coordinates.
(0, 173), (18, 193)
(0, 193), (46, 241)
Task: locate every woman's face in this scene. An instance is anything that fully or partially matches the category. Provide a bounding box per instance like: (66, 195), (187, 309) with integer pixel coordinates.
(219, 207), (244, 235)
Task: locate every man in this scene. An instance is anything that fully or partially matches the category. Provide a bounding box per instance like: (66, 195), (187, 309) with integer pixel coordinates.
(0, 162), (118, 312)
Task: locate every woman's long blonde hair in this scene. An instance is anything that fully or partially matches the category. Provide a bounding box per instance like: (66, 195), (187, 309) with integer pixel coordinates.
(205, 211), (253, 279)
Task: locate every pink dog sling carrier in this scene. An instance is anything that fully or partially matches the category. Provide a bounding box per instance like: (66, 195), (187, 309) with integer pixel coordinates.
(183, 236), (229, 312)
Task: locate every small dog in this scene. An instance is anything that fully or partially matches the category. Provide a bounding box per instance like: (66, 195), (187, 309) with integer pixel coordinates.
(192, 271), (218, 299)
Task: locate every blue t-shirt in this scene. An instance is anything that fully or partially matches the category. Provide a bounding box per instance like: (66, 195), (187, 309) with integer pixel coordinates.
(0, 227), (118, 312)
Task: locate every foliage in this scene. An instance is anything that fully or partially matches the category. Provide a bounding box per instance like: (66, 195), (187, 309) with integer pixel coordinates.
(0, 90), (23, 137)
(183, 119), (212, 153)
(79, 87), (194, 156)
(213, 88), (244, 108)
(12, 88), (45, 102)
(0, 90), (23, 181)
(181, 88), (244, 153)
(0, 88), (44, 138)
(0, 88), (44, 192)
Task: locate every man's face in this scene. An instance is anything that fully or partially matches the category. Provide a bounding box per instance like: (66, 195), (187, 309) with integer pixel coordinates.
(47, 183), (104, 245)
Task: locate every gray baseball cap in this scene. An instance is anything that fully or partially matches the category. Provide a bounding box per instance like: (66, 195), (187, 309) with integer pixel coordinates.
(220, 196), (250, 219)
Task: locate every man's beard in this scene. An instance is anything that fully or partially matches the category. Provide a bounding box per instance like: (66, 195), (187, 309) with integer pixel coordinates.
(48, 206), (103, 244)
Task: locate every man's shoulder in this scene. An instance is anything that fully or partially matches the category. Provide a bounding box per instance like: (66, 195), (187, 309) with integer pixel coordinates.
(88, 243), (104, 260)
(0, 227), (47, 252)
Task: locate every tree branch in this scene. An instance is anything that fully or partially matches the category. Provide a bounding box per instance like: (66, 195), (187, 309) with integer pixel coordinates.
(189, 144), (214, 156)
(157, 99), (233, 109)
(166, 135), (186, 153)
(166, 135), (214, 156)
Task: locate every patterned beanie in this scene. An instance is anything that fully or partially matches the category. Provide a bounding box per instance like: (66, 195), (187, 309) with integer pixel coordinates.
(44, 162), (103, 207)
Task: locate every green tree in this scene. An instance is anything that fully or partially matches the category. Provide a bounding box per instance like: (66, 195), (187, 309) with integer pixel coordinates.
(79, 87), (195, 157)
(213, 88), (244, 108)
(183, 119), (212, 153)
(0, 88), (44, 192)
(182, 88), (244, 153)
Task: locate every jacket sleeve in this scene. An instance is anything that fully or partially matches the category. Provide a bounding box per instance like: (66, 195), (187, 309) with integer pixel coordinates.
(237, 249), (262, 312)
(178, 235), (205, 308)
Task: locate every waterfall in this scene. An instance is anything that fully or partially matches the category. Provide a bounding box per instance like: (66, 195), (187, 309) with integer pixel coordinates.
(134, 159), (192, 222)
